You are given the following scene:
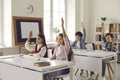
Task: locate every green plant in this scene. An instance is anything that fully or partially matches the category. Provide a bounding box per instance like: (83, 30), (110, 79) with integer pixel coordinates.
(53, 27), (60, 34)
(101, 17), (106, 22)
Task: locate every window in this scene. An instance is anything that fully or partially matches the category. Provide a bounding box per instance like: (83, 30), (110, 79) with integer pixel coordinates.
(0, 0), (12, 47)
(44, 0), (65, 42)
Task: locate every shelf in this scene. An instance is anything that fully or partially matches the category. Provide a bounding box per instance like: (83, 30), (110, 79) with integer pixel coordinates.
(95, 23), (120, 52)
(96, 27), (102, 32)
(117, 53), (120, 63)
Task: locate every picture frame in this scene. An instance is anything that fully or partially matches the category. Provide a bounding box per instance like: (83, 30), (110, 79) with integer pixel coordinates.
(13, 16), (43, 45)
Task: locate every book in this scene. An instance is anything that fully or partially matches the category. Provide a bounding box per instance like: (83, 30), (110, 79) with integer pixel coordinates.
(34, 61), (50, 67)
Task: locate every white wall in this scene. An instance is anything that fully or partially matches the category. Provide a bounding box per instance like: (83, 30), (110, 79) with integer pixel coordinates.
(12, 0), (43, 17)
(89, 0), (120, 42)
(82, 0), (90, 42)
(66, 0), (90, 42)
(66, 0), (75, 41)
(66, 0), (88, 42)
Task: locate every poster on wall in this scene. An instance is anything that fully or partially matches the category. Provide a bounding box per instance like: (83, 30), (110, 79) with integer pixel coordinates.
(13, 16), (43, 45)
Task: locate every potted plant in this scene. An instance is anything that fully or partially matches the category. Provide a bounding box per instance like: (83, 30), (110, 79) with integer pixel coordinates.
(101, 17), (106, 23)
(53, 27), (60, 35)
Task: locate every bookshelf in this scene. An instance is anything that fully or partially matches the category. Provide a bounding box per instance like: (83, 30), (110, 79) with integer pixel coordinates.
(95, 23), (120, 62)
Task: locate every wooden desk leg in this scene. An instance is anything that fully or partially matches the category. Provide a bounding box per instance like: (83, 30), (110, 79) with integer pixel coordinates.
(108, 63), (114, 74)
(95, 73), (99, 80)
(75, 69), (79, 76)
(86, 70), (89, 77)
(107, 64), (112, 80)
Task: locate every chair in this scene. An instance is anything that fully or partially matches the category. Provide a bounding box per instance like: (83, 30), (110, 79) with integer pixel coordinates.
(107, 63), (114, 80)
(85, 43), (95, 51)
(47, 48), (54, 58)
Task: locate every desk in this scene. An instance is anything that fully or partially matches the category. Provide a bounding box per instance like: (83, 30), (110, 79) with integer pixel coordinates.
(0, 54), (73, 80)
(73, 50), (117, 80)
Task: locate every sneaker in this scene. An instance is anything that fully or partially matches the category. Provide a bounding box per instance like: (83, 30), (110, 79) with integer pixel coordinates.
(87, 76), (94, 80)
(87, 74), (96, 80)
(90, 71), (95, 76)
(80, 70), (84, 76)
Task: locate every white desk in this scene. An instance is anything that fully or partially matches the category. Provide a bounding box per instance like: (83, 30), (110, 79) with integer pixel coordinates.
(73, 50), (117, 80)
(0, 54), (73, 80)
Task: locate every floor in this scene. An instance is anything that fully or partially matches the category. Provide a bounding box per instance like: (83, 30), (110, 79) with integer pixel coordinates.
(64, 63), (120, 80)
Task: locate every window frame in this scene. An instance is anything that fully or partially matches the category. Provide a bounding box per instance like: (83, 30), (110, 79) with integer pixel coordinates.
(0, 0), (3, 46)
(44, 0), (66, 42)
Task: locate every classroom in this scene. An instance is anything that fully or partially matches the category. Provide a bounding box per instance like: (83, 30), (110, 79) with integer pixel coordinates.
(0, 0), (120, 80)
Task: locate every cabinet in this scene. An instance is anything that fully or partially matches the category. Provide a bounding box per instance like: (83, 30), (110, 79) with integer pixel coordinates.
(95, 23), (120, 62)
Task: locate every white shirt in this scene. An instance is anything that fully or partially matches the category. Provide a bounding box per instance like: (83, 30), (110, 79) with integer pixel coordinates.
(76, 41), (80, 48)
(25, 41), (46, 57)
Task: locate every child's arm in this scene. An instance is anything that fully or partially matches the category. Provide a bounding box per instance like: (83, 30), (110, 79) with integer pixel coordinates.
(101, 23), (105, 39)
(26, 31), (32, 42)
(61, 18), (70, 54)
(61, 18), (67, 37)
(38, 46), (47, 57)
(112, 43), (117, 52)
(82, 28), (86, 41)
(25, 31), (35, 52)
(101, 23), (106, 44)
(80, 22), (86, 41)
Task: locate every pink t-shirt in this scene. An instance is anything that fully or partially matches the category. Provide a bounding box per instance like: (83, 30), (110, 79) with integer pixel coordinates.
(51, 37), (70, 61)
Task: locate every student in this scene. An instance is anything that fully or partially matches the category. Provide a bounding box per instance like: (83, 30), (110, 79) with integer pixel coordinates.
(101, 23), (117, 80)
(72, 22), (88, 76)
(48, 18), (73, 80)
(25, 31), (48, 58)
(72, 22), (86, 49)
(51, 18), (71, 61)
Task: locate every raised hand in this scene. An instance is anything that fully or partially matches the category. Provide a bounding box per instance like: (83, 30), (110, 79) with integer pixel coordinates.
(61, 18), (64, 28)
(27, 31), (32, 42)
(28, 31), (32, 39)
(80, 22), (84, 28)
(61, 18), (67, 37)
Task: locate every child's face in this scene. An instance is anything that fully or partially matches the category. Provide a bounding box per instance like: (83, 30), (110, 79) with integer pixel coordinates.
(57, 36), (64, 45)
(36, 36), (42, 44)
(75, 35), (81, 41)
(105, 35), (112, 42)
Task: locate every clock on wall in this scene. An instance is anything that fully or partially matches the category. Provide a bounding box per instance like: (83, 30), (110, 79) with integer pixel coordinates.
(25, 4), (34, 14)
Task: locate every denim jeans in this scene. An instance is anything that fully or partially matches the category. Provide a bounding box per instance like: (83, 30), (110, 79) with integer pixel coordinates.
(102, 57), (114, 77)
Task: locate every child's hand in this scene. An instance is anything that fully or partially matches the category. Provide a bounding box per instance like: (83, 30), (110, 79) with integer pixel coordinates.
(80, 22), (84, 28)
(28, 31), (32, 39)
(61, 18), (64, 28)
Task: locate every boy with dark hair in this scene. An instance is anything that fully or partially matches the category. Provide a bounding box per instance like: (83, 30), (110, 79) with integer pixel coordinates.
(72, 22), (86, 49)
(72, 22), (87, 76)
(101, 23), (117, 80)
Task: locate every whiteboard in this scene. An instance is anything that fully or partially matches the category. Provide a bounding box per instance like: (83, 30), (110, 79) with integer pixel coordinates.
(21, 22), (39, 38)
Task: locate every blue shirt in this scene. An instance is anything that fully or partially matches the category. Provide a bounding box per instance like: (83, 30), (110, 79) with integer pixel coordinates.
(102, 37), (117, 52)
(72, 28), (86, 49)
